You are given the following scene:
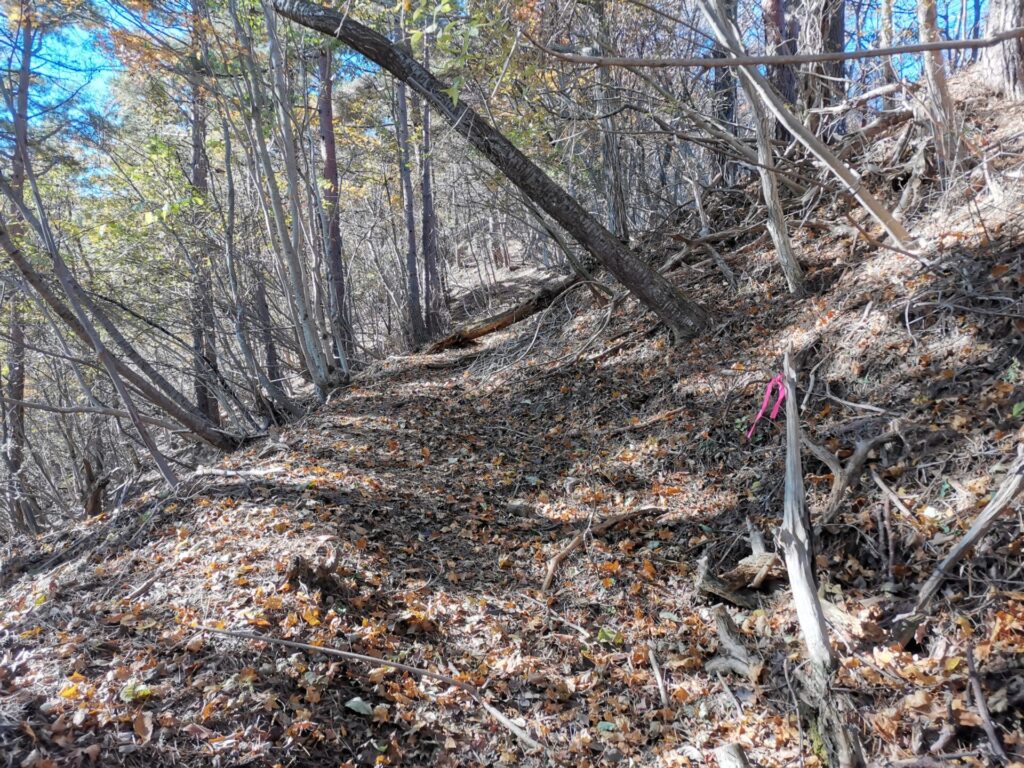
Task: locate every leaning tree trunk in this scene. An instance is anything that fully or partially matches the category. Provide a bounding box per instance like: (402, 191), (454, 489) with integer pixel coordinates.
(981, 0), (1024, 99)
(273, 0), (710, 342)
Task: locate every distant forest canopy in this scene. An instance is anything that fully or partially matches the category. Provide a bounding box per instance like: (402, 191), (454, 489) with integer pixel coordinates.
(0, 0), (1022, 532)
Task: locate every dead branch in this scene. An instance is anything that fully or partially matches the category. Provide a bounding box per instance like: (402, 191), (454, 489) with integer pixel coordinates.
(720, 518), (784, 590)
(695, 555), (758, 609)
(428, 274), (580, 353)
(705, 605), (764, 682)
(714, 743), (753, 768)
(648, 644), (670, 709)
(892, 447), (1024, 646)
(542, 507), (666, 592)
(530, 26), (1024, 70)
(202, 626), (545, 752)
(966, 643), (1009, 764)
(802, 423), (903, 523)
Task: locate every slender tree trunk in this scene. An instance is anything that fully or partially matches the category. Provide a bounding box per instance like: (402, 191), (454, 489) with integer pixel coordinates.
(220, 122), (299, 419)
(254, 271), (283, 389)
(594, 0), (630, 241)
(880, 0), (898, 108)
(189, 0), (220, 426)
(802, 0), (846, 135)
(245, 0), (335, 396)
(4, 7), (39, 532)
(712, 0), (738, 179)
(918, 0), (960, 180)
(392, 18), (427, 347)
(317, 46), (354, 374)
(420, 36), (443, 337)
(273, 0), (710, 341)
(5, 300), (39, 532)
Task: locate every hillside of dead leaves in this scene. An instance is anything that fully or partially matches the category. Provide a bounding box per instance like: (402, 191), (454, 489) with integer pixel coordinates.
(3, 74), (1024, 768)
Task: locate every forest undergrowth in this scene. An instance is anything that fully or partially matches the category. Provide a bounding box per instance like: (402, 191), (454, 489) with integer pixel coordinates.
(2, 80), (1024, 768)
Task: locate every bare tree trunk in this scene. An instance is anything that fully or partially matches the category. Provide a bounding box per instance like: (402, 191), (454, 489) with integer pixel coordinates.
(981, 0), (1024, 99)
(188, 0), (220, 427)
(4, 300), (39, 533)
(243, 0), (335, 397)
(273, 0), (710, 341)
(392, 18), (427, 347)
(594, 0), (630, 241)
(220, 122), (299, 419)
(763, 0), (799, 140)
(249, 272), (279, 388)
(918, 0), (960, 180)
(713, 0), (738, 179)
(420, 36), (443, 337)
(880, 0), (898, 108)
(754, 111), (805, 294)
(800, 0), (846, 135)
(317, 46), (354, 374)
(3, 8), (39, 532)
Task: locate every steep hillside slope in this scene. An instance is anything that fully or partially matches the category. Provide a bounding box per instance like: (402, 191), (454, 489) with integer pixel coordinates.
(3, 85), (1024, 768)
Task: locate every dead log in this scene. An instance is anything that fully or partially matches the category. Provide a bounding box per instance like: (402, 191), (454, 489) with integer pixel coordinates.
(428, 275), (580, 353)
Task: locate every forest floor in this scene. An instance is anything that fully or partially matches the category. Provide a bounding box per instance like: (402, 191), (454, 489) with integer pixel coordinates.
(4, 82), (1024, 768)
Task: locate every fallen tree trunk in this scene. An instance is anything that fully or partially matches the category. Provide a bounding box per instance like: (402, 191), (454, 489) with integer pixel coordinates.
(429, 275), (580, 353)
(273, 0), (710, 342)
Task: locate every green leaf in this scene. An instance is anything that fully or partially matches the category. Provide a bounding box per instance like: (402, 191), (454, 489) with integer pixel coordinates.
(120, 680), (154, 702)
(345, 696), (374, 716)
(1012, 401), (1024, 419)
(597, 721), (617, 732)
(596, 626), (623, 645)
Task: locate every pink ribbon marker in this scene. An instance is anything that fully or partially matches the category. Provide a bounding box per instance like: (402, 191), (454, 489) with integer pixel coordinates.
(746, 373), (786, 440)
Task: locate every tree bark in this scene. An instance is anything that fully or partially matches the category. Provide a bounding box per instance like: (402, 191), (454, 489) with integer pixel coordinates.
(420, 35), (444, 337)
(763, 0), (799, 141)
(317, 46), (354, 374)
(273, 0), (710, 342)
(981, 0), (1024, 99)
(918, 0), (960, 180)
(392, 20), (427, 347)
(188, 0), (220, 427)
